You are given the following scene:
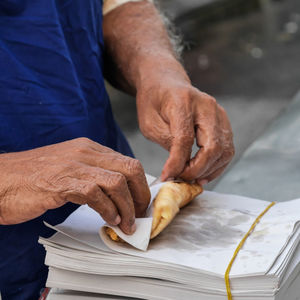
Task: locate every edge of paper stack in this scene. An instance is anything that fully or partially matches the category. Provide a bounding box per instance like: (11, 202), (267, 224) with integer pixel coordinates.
(39, 174), (300, 300)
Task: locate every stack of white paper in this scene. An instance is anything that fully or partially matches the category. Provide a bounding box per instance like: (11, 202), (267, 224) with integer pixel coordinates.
(40, 176), (300, 300)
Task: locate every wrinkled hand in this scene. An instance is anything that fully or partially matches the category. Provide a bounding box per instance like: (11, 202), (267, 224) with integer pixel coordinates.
(0, 138), (150, 234)
(137, 72), (234, 184)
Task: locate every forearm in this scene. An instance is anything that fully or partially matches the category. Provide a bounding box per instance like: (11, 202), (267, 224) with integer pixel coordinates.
(103, 0), (190, 94)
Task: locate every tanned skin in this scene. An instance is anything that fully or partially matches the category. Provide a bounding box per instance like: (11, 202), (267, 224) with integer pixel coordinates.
(0, 1), (234, 234)
(103, 1), (234, 184)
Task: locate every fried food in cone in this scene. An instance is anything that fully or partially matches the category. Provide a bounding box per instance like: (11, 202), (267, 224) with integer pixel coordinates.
(105, 227), (124, 243)
(105, 182), (203, 242)
(150, 182), (203, 239)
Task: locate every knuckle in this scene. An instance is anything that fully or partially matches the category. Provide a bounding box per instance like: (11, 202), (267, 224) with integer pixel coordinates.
(74, 137), (92, 145)
(81, 183), (98, 198)
(207, 95), (217, 105)
(72, 145), (89, 155)
(50, 194), (68, 207)
(200, 93), (217, 105)
(108, 173), (127, 190)
(177, 88), (193, 102)
(139, 119), (153, 139)
(70, 138), (93, 154)
(125, 158), (144, 176)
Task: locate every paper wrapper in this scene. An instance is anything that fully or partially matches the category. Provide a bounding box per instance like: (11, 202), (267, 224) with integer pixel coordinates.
(99, 182), (164, 251)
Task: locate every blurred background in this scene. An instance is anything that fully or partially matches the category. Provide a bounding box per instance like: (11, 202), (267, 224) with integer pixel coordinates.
(107, 0), (300, 188)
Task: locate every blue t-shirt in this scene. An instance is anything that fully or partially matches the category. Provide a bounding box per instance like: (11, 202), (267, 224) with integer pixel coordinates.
(0, 1), (133, 299)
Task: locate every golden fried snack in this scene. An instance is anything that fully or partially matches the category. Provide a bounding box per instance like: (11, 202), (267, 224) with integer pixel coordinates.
(150, 182), (203, 239)
(105, 227), (124, 243)
(105, 182), (203, 243)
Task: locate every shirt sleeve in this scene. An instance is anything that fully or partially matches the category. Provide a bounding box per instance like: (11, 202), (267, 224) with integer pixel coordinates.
(103, 0), (153, 16)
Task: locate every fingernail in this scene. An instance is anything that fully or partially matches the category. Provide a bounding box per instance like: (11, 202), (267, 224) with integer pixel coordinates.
(199, 179), (208, 186)
(114, 215), (121, 225)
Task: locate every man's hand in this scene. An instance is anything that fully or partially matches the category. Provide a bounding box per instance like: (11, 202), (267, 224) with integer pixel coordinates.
(136, 62), (234, 184)
(103, 1), (234, 183)
(0, 138), (150, 234)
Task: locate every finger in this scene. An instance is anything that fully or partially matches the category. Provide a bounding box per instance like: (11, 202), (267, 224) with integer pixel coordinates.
(99, 155), (150, 218)
(197, 164), (228, 184)
(179, 94), (227, 181)
(62, 178), (121, 225)
(76, 151), (151, 218)
(87, 188), (121, 226)
(161, 99), (195, 180)
(69, 166), (136, 235)
(179, 125), (223, 181)
(100, 171), (136, 235)
(197, 148), (233, 181)
(121, 158), (151, 218)
(105, 156), (150, 218)
(196, 106), (234, 181)
(161, 134), (194, 181)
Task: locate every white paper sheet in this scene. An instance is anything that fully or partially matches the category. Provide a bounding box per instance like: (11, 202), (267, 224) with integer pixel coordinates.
(100, 217), (153, 251)
(45, 174), (157, 252)
(99, 182), (164, 251)
(44, 177), (300, 277)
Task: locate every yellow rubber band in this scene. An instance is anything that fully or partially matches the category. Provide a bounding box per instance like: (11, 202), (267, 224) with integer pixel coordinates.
(225, 201), (276, 300)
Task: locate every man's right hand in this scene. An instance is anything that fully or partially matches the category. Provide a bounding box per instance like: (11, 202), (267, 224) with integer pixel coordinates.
(0, 138), (150, 234)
